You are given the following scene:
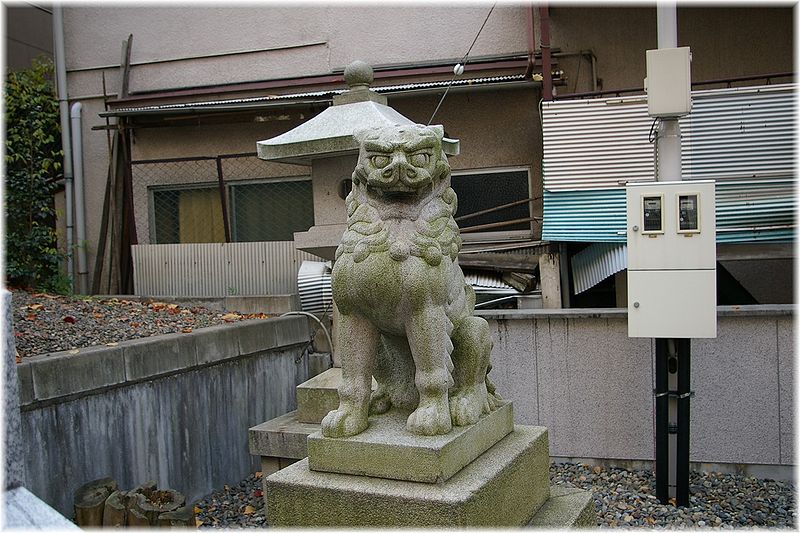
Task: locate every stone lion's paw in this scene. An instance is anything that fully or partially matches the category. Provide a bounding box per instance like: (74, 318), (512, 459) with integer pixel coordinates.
(449, 386), (487, 426)
(369, 390), (392, 415)
(406, 398), (452, 436)
(321, 407), (368, 438)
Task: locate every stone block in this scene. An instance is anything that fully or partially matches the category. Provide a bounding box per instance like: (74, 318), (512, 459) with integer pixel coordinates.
(193, 324), (241, 365)
(274, 315), (311, 347)
(296, 368), (376, 424)
(249, 410), (319, 459)
(237, 319), (278, 355)
(123, 334), (197, 381)
(265, 425), (550, 527)
(30, 345), (126, 401)
(16, 361), (34, 406)
(528, 485), (597, 528)
(308, 402), (514, 483)
(4, 486), (79, 529)
(224, 295), (299, 314)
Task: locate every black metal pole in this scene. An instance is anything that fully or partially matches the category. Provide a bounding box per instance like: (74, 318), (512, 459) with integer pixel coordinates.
(215, 156), (232, 243)
(655, 338), (670, 504)
(676, 338), (691, 507)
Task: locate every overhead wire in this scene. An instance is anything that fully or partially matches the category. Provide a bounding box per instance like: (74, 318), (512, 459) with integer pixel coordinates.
(427, 3), (497, 126)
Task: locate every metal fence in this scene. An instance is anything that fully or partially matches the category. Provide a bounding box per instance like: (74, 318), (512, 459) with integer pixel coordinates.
(130, 153), (316, 296)
(132, 241), (318, 296)
(132, 153), (314, 245)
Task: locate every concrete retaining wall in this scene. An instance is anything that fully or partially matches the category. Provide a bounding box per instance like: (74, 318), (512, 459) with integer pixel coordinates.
(480, 306), (794, 475)
(17, 316), (310, 516)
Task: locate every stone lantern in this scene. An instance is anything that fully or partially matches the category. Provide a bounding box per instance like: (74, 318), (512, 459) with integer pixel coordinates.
(257, 60), (459, 259)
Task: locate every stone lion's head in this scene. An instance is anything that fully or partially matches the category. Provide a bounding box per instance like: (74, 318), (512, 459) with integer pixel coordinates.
(352, 124), (450, 205)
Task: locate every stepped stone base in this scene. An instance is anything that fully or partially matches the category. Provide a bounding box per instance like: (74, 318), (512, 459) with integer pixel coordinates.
(529, 485), (597, 527)
(265, 425), (550, 527)
(308, 401), (513, 483)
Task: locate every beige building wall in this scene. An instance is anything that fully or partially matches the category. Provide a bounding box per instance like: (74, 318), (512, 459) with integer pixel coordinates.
(59, 4), (793, 293)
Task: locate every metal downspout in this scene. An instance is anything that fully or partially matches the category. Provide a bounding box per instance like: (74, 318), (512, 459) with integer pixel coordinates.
(70, 103), (89, 294)
(539, 4), (553, 100)
(53, 6), (74, 288)
(525, 3), (536, 79)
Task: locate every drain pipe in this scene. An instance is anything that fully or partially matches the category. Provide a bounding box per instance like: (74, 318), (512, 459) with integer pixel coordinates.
(70, 102), (89, 294)
(53, 5), (74, 288)
(539, 4), (553, 100)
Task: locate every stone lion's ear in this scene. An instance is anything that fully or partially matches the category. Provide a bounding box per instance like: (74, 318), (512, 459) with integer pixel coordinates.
(427, 124), (444, 140)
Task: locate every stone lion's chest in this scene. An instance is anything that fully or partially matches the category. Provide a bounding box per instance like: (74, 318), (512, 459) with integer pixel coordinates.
(332, 249), (449, 327)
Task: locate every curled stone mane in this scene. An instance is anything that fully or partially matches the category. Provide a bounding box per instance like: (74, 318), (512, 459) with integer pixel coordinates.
(335, 124), (462, 266)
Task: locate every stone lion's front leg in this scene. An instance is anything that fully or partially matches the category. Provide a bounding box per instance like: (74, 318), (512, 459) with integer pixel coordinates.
(405, 307), (454, 436)
(321, 312), (378, 438)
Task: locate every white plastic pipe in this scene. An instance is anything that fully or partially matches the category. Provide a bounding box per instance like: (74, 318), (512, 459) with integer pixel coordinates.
(53, 6), (74, 287)
(70, 102), (89, 294)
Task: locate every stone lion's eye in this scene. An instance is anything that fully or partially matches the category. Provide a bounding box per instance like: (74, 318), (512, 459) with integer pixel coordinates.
(410, 153), (430, 167)
(370, 155), (390, 168)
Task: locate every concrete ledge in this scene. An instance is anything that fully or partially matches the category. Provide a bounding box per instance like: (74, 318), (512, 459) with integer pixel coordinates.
(30, 344), (126, 401)
(528, 485), (596, 528)
(478, 304), (794, 321)
(18, 316), (309, 407)
(123, 334), (197, 381)
(103, 294), (300, 314)
(307, 402), (514, 483)
(249, 410), (319, 459)
(265, 425), (550, 527)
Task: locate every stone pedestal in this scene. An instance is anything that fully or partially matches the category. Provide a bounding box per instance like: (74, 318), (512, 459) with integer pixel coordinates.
(266, 425), (550, 527)
(251, 369), (596, 527)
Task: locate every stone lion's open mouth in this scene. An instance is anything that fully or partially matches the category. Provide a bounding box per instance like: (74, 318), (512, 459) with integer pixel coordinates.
(367, 184), (429, 203)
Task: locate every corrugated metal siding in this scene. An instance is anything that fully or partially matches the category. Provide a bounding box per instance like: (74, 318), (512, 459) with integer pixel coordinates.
(543, 178), (795, 243)
(542, 189), (628, 242)
(297, 261), (333, 314)
(132, 242), (317, 297)
(571, 243), (627, 294)
(542, 84), (796, 242)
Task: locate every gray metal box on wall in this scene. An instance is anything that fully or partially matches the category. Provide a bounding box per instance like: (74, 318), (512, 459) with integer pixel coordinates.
(626, 180), (716, 338)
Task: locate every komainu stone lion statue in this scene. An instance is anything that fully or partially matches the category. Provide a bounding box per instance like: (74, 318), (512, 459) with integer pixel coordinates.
(322, 123), (502, 438)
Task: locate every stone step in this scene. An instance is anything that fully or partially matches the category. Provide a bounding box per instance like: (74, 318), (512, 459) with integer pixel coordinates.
(265, 425), (552, 527)
(528, 485), (597, 528)
(295, 367), (377, 424)
(308, 401), (513, 483)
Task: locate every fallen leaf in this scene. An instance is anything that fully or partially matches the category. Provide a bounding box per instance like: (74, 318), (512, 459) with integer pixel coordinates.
(181, 328), (193, 334)
(105, 342), (119, 347)
(27, 304), (44, 311)
(167, 303), (179, 310)
(167, 307), (181, 315)
(92, 312), (104, 319)
(15, 351), (22, 364)
(68, 349), (80, 355)
(150, 302), (168, 311)
(25, 314), (37, 321)
(253, 489), (263, 498)
(195, 519), (203, 527)
(221, 313), (240, 322)
(254, 471), (263, 479)
(32, 293), (58, 299)
(243, 505), (256, 515)
(130, 322), (141, 328)
(14, 332), (23, 338)
(193, 506), (202, 515)
(63, 315), (77, 324)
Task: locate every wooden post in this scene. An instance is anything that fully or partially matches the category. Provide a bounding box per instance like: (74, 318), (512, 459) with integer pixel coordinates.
(538, 252), (562, 309)
(73, 477), (117, 526)
(102, 490), (128, 526)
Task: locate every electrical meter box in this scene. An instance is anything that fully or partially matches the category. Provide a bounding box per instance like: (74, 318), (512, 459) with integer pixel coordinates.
(627, 180), (716, 338)
(645, 47), (692, 117)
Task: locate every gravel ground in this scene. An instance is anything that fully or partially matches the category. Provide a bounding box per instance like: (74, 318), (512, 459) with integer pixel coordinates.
(194, 463), (795, 528)
(10, 289), (272, 357)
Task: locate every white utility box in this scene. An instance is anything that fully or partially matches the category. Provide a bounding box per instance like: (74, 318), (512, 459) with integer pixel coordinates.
(645, 47), (692, 117)
(627, 180), (716, 338)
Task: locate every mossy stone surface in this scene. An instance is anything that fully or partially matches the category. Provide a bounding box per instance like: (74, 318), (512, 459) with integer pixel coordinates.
(296, 368), (377, 424)
(265, 425), (550, 527)
(308, 401), (513, 483)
